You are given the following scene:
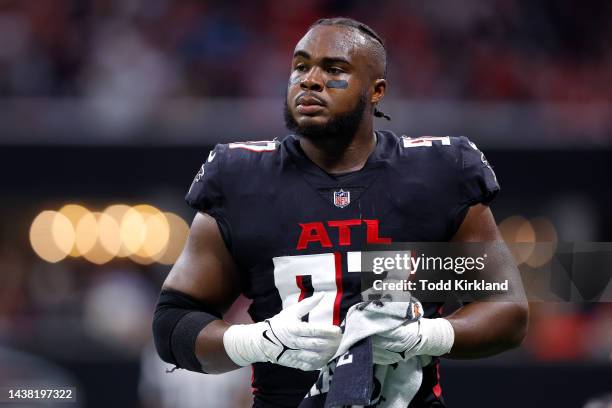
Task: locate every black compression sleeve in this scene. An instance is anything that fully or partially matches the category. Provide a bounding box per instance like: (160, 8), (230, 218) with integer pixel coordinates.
(152, 289), (222, 373)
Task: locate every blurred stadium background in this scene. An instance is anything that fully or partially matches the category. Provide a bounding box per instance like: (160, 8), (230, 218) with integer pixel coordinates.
(0, 0), (610, 407)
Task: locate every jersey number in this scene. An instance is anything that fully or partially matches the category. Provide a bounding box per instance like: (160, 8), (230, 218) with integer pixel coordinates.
(273, 252), (360, 325)
(228, 140), (277, 152)
(402, 136), (451, 148)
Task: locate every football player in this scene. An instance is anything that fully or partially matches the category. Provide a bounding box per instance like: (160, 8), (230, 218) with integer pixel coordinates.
(153, 17), (528, 407)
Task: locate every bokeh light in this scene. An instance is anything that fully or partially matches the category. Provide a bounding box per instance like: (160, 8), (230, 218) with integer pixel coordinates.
(137, 210), (169, 259)
(103, 204), (132, 257)
(120, 207), (146, 255)
(516, 220), (536, 243)
(498, 215), (535, 264)
(30, 211), (75, 263)
(526, 217), (558, 267)
(98, 212), (121, 256)
(75, 211), (98, 256)
(31, 204), (189, 265)
(157, 212), (190, 265)
(129, 253), (156, 265)
(59, 204), (89, 257)
(128, 205), (170, 261)
(81, 212), (115, 265)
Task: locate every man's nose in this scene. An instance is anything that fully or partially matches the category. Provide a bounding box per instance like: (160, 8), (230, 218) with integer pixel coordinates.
(300, 68), (324, 92)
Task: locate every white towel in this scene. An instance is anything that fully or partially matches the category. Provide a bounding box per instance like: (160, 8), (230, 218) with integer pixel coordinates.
(300, 299), (428, 408)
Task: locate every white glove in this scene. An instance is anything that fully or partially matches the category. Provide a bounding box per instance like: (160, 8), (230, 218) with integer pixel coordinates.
(372, 318), (455, 365)
(223, 293), (342, 371)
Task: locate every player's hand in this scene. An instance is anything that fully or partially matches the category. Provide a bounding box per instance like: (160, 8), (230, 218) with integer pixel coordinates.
(372, 318), (455, 365)
(223, 293), (342, 371)
(372, 319), (422, 365)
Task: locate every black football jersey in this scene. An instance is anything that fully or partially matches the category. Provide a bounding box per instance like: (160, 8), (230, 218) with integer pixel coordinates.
(185, 131), (499, 408)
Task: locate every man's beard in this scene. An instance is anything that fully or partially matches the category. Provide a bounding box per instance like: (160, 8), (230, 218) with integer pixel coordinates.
(284, 92), (368, 149)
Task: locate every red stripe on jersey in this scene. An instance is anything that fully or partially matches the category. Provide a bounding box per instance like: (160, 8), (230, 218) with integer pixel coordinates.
(432, 361), (442, 398)
(333, 252), (343, 326)
(296, 275), (307, 302)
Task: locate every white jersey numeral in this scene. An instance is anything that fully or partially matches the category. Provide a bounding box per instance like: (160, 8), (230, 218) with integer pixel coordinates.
(228, 141), (277, 152)
(402, 136), (451, 148)
(272, 252), (362, 325)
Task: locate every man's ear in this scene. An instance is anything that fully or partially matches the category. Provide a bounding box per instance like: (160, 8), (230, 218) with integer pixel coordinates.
(371, 79), (386, 104)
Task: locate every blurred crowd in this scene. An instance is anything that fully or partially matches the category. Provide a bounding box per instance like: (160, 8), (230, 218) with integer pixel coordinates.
(0, 0), (610, 101)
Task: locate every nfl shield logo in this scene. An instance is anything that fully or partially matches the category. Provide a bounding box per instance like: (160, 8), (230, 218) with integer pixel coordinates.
(333, 189), (350, 208)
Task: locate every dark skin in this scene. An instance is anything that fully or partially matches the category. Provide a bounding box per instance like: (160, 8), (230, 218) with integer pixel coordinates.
(287, 25), (386, 173)
(446, 203), (529, 358)
(162, 25), (528, 373)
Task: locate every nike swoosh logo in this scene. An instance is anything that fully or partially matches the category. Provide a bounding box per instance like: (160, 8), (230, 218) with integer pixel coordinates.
(207, 151), (216, 162)
(262, 330), (279, 346)
(263, 321), (297, 362)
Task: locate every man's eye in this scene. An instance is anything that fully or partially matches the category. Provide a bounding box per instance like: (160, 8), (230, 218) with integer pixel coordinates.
(295, 64), (307, 72)
(327, 67), (344, 75)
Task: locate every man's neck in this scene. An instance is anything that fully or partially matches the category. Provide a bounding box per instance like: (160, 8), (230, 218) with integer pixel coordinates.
(299, 124), (377, 174)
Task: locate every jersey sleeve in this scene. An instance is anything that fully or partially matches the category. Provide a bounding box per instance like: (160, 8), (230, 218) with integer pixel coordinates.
(445, 136), (500, 238)
(185, 144), (232, 250)
(457, 136), (500, 206)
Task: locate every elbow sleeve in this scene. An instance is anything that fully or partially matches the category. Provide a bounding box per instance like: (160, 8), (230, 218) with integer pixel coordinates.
(152, 289), (222, 373)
